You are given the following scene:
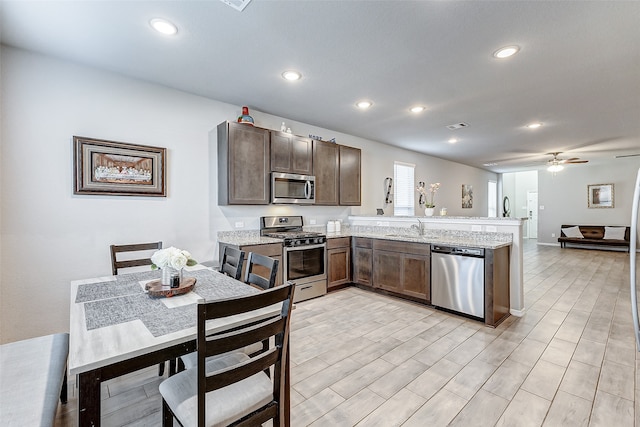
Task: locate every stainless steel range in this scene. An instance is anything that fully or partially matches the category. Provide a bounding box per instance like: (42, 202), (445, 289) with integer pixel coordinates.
(261, 216), (327, 302)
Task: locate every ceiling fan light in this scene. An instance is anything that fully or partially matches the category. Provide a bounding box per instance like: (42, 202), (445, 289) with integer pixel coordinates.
(547, 164), (564, 172)
(356, 100), (373, 109)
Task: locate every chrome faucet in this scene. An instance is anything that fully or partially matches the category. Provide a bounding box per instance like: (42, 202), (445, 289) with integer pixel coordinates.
(410, 218), (425, 236)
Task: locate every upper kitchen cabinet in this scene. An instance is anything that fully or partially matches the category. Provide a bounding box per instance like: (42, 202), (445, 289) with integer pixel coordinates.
(313, 141), (362, 206)
(312, 140), (339, 205)
(270, 131), (313, 175)
(339, 145), (361, 205)
(217, 121), (270, 205)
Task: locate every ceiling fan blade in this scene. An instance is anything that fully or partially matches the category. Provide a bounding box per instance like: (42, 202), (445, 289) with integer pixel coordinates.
(565, 160), (589, 164)
(564, 157), (580, 162)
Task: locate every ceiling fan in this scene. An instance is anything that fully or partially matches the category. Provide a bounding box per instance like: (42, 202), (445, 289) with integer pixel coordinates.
(546, 152), (588, 172)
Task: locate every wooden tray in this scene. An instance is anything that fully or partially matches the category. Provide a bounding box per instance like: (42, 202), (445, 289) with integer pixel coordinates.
(145, 277), (196, 298)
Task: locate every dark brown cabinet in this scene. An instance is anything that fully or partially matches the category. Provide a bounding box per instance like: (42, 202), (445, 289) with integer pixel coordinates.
(312, 140), (339, 205)
(372, 239), (430, 301)
(217, 122), (270, 205)
(339, 145), (361, 206)
(270, 131), (313, 175)
(327, 237), (351, 290)
(313, 141), (361, 206)
(485, 246), (510, 327)
(352, 237), (373, 286)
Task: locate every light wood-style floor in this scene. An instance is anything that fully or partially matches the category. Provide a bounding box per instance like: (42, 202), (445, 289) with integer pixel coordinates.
(55, 241), (638, 426)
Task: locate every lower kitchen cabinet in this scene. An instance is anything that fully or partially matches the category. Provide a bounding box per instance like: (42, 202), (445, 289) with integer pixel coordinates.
(352, 237), (373, 287)
(327, 237), (351, 290)
(372, 239), (430, 301)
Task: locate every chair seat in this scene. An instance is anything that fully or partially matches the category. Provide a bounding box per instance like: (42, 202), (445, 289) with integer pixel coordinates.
(159, 352), (272, 427)
(180, 342), (264, 371)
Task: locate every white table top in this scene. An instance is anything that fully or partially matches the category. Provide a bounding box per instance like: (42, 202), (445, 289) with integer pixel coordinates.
(69, 265), (281, 376)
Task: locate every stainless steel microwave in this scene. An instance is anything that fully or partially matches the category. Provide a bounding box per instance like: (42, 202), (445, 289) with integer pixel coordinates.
(271, 173), (315, 204)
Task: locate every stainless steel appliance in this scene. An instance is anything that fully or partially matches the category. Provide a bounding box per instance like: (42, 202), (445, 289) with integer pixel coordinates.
(431, 245), (485, 319)
(271, 173), (315, 204)
(261, 216), (326, 302)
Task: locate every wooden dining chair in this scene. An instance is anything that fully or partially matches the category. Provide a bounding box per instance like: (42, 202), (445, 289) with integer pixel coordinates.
(110, 241), (163, 275)
(110, 241), (170, 376)
(219, 246), (244, 280)
(244, 252), (279, 290)
(159, 282), (295, 427)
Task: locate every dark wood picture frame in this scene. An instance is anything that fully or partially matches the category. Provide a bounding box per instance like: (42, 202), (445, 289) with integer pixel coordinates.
(73, 136), (166, 196)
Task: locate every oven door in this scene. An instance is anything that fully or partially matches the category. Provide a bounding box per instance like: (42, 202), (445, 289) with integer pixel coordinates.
(283, 243), (327, 302)
(284, 243), (326, 284)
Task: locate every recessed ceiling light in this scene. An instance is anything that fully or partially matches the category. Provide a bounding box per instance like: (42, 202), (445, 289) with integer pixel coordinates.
(281, 70), (302, 81)
(527, 122), (543, 129)
(356, 100), (373, 109)
(493, 45), (520, 59)
(410, 106), (425, 113)
(448, 138), (458, 144)
(150, 18), (178, 35)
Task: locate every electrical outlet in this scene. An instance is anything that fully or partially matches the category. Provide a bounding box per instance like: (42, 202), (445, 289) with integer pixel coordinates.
(539, 205), (545, 210)
(234, 221), (244, 228)
(486, 226), (497, 232)
(309, 219), (316, 225)
(377, 221), (389, 227)
(472, 225), (482, 232)
(551, 233), (556, 237)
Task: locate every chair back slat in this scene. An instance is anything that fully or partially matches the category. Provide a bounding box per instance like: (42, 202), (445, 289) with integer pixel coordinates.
(220, 246), (245, 280)
(204, 317), (285, 358)
(110, 241), (162, 275)
(244, 252), (279, 290)
(205, 348), (280, 393)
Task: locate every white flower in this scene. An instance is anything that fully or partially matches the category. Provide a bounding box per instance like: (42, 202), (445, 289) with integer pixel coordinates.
(151, 247), (197, 270)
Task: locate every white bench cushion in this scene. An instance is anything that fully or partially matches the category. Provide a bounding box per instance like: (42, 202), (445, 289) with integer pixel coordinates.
(0, 333), (69, 427)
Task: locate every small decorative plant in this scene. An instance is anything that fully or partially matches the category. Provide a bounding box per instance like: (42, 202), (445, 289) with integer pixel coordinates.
(151, 247), (197, 270)
(417, 182), (441, 208)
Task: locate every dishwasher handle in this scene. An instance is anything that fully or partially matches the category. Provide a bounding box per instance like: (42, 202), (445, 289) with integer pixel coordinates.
(431, 245), (484, 257)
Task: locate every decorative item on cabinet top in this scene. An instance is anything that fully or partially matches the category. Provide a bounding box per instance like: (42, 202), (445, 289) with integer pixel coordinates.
(236, 106), (254, 125)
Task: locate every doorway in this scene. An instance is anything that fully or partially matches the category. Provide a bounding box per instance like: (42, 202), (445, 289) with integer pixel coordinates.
(527, 191), (538, 239)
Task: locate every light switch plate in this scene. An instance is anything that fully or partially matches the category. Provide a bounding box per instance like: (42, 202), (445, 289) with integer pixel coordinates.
(235, 221), (244, 228)
(309, 219), (316, 225)
(472, 225), (482, 232)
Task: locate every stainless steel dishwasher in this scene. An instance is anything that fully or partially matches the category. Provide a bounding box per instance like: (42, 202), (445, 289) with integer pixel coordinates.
(431, 245), (485, 319)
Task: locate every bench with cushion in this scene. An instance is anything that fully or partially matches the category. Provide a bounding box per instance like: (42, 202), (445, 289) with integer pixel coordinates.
(558, 225), (631, 251)
(0, 333), (69, 426)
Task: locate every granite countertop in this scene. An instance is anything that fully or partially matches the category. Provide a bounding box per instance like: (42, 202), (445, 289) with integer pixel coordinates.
(327, 231), (512, 249)
(218, 228), (512, 250)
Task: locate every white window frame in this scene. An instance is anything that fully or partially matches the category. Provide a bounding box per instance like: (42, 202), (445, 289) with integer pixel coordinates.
(394, 161), (415, 216)
(488, 180), (497, 217)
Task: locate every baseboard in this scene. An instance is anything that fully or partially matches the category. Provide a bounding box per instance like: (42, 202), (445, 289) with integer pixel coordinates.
(510, 308), (525, 317)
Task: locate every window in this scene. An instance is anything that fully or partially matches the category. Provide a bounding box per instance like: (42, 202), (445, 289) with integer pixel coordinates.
(394, 161), (415, 216)
(488, 180), (497, 217)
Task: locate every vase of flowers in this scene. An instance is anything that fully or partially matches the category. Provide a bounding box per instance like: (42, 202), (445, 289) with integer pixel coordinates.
(417, 182), (441, 216)
(151, 247), (197, 287)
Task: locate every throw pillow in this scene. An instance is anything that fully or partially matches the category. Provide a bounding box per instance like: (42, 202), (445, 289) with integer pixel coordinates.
(562, 226), (584, 238)
(603, 226), (626, 240)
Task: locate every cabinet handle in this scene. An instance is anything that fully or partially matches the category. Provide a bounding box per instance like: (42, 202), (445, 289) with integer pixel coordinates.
(300, 285), (312, 290)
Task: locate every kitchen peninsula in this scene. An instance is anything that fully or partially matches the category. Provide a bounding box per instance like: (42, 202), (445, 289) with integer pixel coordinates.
(346, 215), (526, 316)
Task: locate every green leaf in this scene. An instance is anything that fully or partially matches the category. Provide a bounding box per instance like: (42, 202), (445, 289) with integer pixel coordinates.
(186, 259), (198, 267)
(151, 264), (158, 270)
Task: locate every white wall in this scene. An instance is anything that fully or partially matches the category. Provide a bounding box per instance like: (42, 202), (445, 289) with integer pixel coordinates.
(538, 158), (640, 244)
(0, 46), (496, 343)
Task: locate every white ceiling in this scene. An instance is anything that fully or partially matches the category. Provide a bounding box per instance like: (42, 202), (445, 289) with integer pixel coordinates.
(2, 0), (639, 173)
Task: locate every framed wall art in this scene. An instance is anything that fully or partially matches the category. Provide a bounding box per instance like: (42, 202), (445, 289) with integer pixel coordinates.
(462, 184), (473, 208)
(74, 136), (166, 196)
(587, 183), (614, 208)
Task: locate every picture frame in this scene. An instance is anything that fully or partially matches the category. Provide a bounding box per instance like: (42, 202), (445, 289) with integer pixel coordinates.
(587, 183), (614, 208)
(462, 184), (473, 208)
(74, 136), (166, 196)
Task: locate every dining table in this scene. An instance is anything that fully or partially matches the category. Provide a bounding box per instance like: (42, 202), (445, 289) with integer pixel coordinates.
(69, 265), (288, 426)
